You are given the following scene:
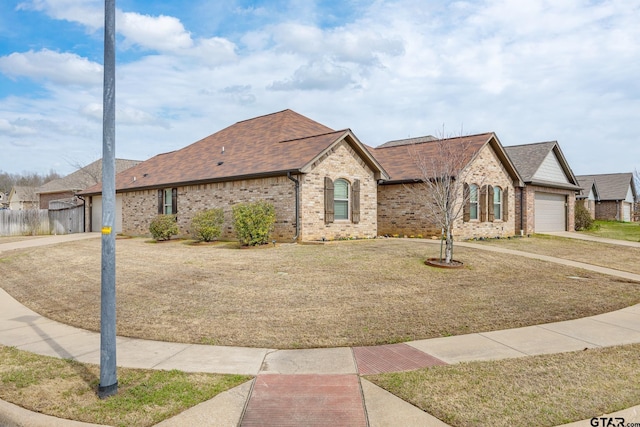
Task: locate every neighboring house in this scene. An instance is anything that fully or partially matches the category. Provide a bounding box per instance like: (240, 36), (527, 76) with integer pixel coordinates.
(81, 110), (389, 240)
(504, 141), (582, 234)
(371, 133), (523, 239)
(38, 159), (141, 209)
(575, 175), (599, 219)
(8, 186), (39, 210)
(0, 192), (8, 209)
(575, 173), (637, 222)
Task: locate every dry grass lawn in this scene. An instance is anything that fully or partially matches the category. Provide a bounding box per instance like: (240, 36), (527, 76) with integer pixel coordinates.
(1, 237), (639, 349)
(368, 343), (640, 427)
(476, 234), (640, 275)
(0, 345), (250, 427)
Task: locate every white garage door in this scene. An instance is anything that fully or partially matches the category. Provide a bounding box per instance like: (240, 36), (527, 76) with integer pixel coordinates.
(91, 195), (123, 233)
(535, 192), (566, 232)
(623, 203), (631, 222)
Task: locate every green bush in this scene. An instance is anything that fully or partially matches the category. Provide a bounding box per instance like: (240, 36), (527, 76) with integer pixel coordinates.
(190, 208), (224, 242)
(232, 201), (276, 246)
(574, 201), (594, 231)
(149, 214), (178, 241)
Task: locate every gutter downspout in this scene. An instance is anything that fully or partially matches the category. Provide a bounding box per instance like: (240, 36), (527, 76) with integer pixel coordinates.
(519, 187), (524, 236)
(287, 172), (300, 242)
(76, 194), (86, 233)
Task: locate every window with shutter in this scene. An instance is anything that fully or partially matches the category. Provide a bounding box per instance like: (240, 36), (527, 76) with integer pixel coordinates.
(351, 179), (360, 224)
(334, 179), (349, 220)
(493, 186), (502, 221)
(158, 188), (178, 215)
(324, 177), (334, 223)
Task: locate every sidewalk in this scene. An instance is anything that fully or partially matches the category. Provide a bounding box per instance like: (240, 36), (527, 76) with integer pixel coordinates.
(1, 234), (640, 426)
(542, 230), (640, 248)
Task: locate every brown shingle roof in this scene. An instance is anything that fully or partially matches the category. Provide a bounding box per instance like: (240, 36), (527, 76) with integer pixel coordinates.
(372, 133), (522, 185)
(82, 109), (387, 194)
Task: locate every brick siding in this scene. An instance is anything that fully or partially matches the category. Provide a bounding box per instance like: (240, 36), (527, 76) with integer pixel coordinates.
(115, 140), (377, 242)
(377, 144), (516, 239)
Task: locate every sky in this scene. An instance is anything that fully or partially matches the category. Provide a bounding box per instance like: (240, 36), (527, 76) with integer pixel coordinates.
(1, 0), (639, 177)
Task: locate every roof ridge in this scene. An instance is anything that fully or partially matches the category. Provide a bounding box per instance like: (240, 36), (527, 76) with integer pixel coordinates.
(505, 140), (557, 149)
(376, 132), (494, 149)
(279, 129), (347, 144)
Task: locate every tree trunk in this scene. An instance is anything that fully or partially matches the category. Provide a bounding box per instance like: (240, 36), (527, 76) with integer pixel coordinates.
(444, 227), (454, 263)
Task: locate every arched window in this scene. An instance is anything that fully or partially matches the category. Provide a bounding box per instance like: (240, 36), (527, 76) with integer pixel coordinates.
(469, 184), (479, 220)
(334, 179), (349, 220)
(493, 186), (502, 220)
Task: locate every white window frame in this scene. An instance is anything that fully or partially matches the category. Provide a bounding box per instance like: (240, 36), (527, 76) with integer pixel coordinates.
(334, 179), (350, 221)
(469, 184), (479, 220)
(493, 186), (502, 221)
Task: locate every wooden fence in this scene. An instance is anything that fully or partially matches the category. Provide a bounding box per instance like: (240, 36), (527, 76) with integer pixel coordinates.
(0, 205), (84, 236)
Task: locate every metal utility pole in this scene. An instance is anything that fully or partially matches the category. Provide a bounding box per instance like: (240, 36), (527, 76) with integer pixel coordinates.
(98, 0), (118, 399)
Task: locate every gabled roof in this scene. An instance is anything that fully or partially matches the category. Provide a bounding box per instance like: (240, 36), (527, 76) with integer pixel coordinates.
(9, 186), (38, 202)
(38, 159), (141, 194)
(372, 132), (523, 186)
(504, 141), (581, 191)
(575, 175), (599, 200)
(575, 173), (636, 201)
(82, 110), (388, 194)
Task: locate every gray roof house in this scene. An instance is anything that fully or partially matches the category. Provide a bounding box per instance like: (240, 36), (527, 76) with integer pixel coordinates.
(575, 175), (600, 219)
(38, 159), (141, 209)
(575, 173), (637, 222)
(504, 141), (582, 234)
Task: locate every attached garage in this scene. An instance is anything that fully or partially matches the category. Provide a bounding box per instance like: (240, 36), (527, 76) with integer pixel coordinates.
(534, 192), (566, 232)
(623, 203), (632, 222)
(90, 194), (123, 233)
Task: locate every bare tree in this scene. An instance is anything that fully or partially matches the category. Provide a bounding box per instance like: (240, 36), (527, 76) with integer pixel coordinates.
(405, 132), (485, 264)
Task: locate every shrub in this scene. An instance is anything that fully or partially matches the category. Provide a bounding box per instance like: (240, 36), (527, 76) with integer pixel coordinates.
(574, 201), (594, 231)
(232, 201), (276, 246)
(190, 208), (224, 242)
(149, 214), (178, 241)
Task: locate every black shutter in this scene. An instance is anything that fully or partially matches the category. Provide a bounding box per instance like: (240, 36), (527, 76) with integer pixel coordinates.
(503, 188), (509, 221)
(488, 186), (495, 222)
(324, 177), (334, 224)
(463, 183), (470, 222)
(480, 185), (487, 222)
(157, 189), (163, 214)
(172, 188), (178, 215)
(352, 179), (360, 224)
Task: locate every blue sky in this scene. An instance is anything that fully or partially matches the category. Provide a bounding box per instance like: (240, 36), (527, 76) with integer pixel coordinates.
(1, 0), (639, 176)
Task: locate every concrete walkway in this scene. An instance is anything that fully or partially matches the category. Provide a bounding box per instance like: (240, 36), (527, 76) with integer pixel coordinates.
(1, 233), (640, 426)
(542, 230), (640, 248)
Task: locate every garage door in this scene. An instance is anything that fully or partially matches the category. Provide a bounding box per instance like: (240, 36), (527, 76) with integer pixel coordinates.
(91, 195), (123, 233)
(623, 203), (631, 222)
(535, 193), (566, 232)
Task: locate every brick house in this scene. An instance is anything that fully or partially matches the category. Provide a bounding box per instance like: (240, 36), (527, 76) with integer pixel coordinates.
(371, 133), (523, 239)
(576, 175), (599, 219)
(81, 110), (388, 241)
(504, 141), (582, 234)
(575, 173), (637, 222)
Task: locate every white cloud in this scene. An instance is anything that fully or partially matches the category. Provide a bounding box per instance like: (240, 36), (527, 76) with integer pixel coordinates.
(0, 49), (102, 86)
(269, 59), (355, 91)
(0, 118), (37, 136)
(3, 0), (640, 176)
(16, 0), (103, 29)
(118, 11), (193, 52)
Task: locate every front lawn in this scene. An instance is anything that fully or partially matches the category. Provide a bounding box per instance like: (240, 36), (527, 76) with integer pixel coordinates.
(368, 343), (640, 427)
(581, 220), (640, 242)
(0, 345), (250, 427)
(2, 238), (639, 349)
